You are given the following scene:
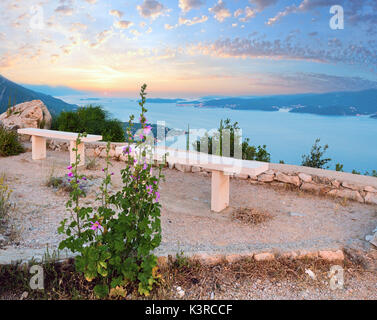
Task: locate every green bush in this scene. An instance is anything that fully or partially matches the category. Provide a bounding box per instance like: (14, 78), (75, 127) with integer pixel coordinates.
(53, 105), (125, 142)
(301, 138), (331, 169)
(0, 125), (24, 157)
(194, 118), (271, 162)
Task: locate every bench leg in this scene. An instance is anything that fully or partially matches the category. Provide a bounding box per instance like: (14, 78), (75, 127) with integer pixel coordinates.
(70, 141), (85, 167)
(31, 136), (46, 160)
(211, 170), (230, 212)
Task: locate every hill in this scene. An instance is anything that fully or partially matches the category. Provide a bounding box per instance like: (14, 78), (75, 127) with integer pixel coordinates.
(0, 75), (77, 116)
(179, 89), (377, 117)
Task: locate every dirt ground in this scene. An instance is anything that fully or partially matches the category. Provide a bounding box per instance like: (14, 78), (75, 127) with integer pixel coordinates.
(1, 149), (376, 256)
(1, 148), (377, 299)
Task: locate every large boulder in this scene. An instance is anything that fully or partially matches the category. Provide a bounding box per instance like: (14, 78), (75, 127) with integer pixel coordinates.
(0, 100), (52, 132)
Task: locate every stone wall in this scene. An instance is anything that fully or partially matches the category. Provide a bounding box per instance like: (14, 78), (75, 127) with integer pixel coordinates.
(46, 139), (377, 205)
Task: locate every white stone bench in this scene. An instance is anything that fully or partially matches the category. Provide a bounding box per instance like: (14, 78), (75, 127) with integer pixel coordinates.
(116, 145), (269, 212)
(17, 128), (102, 166)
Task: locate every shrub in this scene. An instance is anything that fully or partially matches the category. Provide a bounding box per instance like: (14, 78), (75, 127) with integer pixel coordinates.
(194, 118), (271, 162)
(0, 174), (13, 219)
(0, 125), (24, 157)
(301, 138), (331, 169)
(53, 105), (125, 142)
(58, 84), (163, 298)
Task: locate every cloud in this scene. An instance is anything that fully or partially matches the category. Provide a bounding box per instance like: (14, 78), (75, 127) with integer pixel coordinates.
(270, 72), (377, 92)
(70, 22), (88, 32)
(90, 29), (113, 48)
(165, 23), (176, 30)
(239, 7), (257, 22)
(267, 0), (345, 25)
(249, 0), (278, 11)
(189, 37), (377, 72)
(179, 15), (208, 26)
(209, 0), (231, 22)
(109, 10), (124, 19)
(114, 20), (133, 29)
(84, 0), (97, 4)
(178, 0), (205, 13)
(137, 0), (164, 20)
(55, 0), (74, 15)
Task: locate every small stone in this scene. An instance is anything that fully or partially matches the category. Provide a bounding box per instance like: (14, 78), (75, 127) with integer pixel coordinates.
(365, 192), (377, 205)
(210, 292), (215, 300)
(225, 254), (241, 264)
(254, 252), (274, 261)
(368, 234), (377, 247)
(191, 166), (201, 173)
(318, 250), (344, 261)
(305, 269), (317, 280)
(327, 189), (364, 203)
(235, 173), (249, 180)
(300, 182), (323, 195)
(331, 180), (341, 188)
(298, 173), (312, 183)
(289, 212), (306, 217)
(258, 174), (274, 183)
(275, 172), (300, 186)
(175, 163), (192, 173)
(341, 182), (361, 191)
(364, 186), (377, 193)
(20, 291), (28, 300)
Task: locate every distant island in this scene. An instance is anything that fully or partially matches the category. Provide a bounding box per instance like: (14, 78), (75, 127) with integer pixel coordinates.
(177, 89), (377, 119)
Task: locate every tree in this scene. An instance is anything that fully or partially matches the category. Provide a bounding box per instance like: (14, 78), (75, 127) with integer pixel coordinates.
(301, 138), (331, 169)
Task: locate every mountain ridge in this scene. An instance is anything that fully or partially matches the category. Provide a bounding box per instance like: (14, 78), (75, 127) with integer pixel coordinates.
(0, 75), (77, 116)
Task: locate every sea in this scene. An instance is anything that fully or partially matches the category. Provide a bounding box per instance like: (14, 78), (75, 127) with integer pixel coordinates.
(60, 96), (377, 174)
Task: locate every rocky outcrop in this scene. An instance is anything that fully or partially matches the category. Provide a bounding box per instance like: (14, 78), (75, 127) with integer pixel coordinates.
(0, 100), (52, 132)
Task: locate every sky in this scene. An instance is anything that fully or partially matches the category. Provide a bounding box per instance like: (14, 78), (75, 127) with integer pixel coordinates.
(0, 0), (376, 98)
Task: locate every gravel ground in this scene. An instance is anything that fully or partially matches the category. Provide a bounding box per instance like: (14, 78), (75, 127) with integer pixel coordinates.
(0, 149), (376, 257)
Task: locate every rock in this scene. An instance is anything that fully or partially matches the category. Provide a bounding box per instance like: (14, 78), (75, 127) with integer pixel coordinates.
(305, 269), (317, 280)
(175, 163), (192, 173)
(193, 253), (223, 265)
(327, 189), (364, 203)
(365, 192), (377, 205)
(0, 100), (52, 132)
(289, 212), (306, 217)
(275, 172), (300, 186)
(225, 254), (242, 264)
(368, 234), (377, 247)
(341, 182), (361, 191)
(280, 251), (298, 259)
(298, 173), (312, 183)
(254, 252), (274, 261)
(258, 174), (274, 183)
(318, 250), (344, 261)
(197, 171), (209, 177)
(249, 175), (258, 181)
(300, 182), (323, 195)
(94, 147), (102, 157)
(20, 291), (29, 300)
(191, 166), (201, 173)
(364, 186), (377, 193)
(297, 250), (318, 259)
(235, 173), (249, 180)
(265, 169), (275, 175)
(331, 180), (341, 188)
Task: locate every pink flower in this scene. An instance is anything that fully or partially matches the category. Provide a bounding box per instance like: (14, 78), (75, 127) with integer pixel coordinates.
(154, 191), (160, 203)
(143, 163), (148, 170)
(67, 166), (72, 170)
(82, 176), (87, 180)
(90, 221), (101, 231)
(143, 125), (152, 135)
(146, 185), (153, 195)
(139, 134), (144, 140)
(123, 146), (132, 155)
(67, 172), (73, 177)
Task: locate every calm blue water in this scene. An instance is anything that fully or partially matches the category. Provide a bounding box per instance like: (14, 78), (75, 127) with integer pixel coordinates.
(61, 96), (377, 173)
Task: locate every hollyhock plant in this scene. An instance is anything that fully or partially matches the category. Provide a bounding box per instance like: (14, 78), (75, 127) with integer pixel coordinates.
(58, 85), (164, 299)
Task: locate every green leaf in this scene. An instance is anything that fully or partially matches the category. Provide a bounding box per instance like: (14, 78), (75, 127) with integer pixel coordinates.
(94, 284), (109, 299)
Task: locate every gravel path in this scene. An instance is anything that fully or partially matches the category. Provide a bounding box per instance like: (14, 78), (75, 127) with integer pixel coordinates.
(0, 149), (376, 261)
